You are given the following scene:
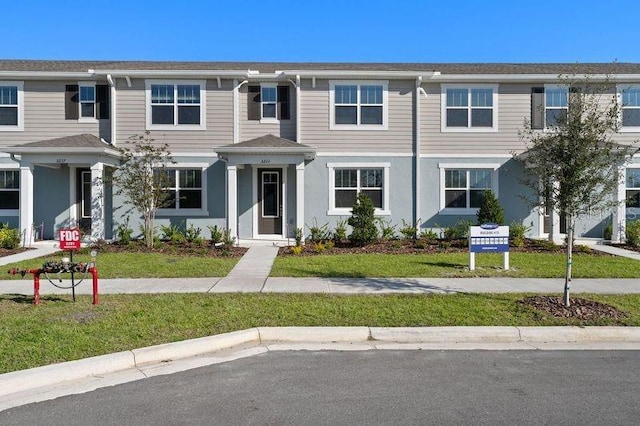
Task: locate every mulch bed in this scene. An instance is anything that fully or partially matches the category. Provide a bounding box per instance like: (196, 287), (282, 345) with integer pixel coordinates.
(0, 247), (34, 257)
(519, 295), (627, 321)
(89, 240), (247, 257)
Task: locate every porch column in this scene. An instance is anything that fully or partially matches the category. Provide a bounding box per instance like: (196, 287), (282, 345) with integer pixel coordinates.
(296, 162), (305, 234)
(613, 164), (626, 243)
(227, 165), (238, 239)
(19, 164), (34, 246)
(90, 162), (105, 240)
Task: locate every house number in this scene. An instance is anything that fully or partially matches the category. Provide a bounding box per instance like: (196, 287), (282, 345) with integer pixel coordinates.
(56, 158), (67, 163)
(261, 159), (271, 164)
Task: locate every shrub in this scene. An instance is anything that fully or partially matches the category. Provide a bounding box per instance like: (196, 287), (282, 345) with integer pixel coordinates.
(116, 219), (133, 245)
(348, 193), (378, 246)
(377, 218), (396, 240)
(185, 224), (203, 245)
(290, 245), (303, 255)
(509, 221), (529, 248)
(294, 227), (303, 247)
(626, 220), (640, 247)
(221, 228), (236, 248)
(0, 224), (20, 249)
(307, 218), (330, 243)
(332, 219), (348, 242)
(313, 242), (326, 253)
(442, 219), (472, 240)
(160, 224), (185, 243)
(399, 219), (418, 240)
(603, 222), (613, 240)
(476, 190), (505, 225)
(324, 240), (335, 250)
(207, 225), (223, 244)
(419, 228), (438, 242)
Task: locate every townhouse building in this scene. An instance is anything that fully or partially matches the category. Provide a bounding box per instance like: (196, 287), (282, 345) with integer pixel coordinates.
(0, 60), (638, 245)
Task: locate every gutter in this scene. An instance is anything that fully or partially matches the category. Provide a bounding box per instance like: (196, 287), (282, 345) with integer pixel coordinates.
(107, 74), (116, 146)
(415, 76), (422, 237)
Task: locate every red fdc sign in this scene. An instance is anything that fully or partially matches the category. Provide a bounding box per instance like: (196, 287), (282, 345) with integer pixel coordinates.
(59, 228), (81, 250)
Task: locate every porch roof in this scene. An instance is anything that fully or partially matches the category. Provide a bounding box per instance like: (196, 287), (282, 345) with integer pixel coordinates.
(215, 134), (316, 160)
(3, 134), (120, 157)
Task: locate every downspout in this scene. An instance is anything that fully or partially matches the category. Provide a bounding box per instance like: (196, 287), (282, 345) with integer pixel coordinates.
(106, 74), (116, 146)
(287, 75), (301, 143)
(415, 76), (422, 237)
(233, 79), (249, 144)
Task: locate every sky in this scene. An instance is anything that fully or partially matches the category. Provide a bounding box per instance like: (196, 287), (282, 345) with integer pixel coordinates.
(5, 0), (640, 63)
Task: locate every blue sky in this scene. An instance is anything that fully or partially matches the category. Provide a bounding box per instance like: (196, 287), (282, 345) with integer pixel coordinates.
(6, 0), (640, 63)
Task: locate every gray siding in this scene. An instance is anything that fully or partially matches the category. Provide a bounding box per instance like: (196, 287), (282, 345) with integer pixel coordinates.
(238, 83), (297, 141)
(420, 83), (530, 156)
(114, 78), (234, 153)
(299, 79), (414, 153)
(0, 80), (110, 147)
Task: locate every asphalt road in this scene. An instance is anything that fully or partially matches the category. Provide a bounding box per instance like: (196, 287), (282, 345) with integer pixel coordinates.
(2, 350), (639, 425)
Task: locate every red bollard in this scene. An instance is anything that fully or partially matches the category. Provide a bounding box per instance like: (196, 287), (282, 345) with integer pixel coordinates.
(90, 267), (99, 305)
(33, 272), (41, 305)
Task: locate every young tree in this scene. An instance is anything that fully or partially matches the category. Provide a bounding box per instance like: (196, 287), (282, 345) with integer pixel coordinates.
(476, 189), (505, 225)
(518, 72), (638, 306)
(111, 132), (175, 248)
(348, 193), (378, 246)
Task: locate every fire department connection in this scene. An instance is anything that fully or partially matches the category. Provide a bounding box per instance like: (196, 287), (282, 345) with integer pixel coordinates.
(8, 228), (99, 305)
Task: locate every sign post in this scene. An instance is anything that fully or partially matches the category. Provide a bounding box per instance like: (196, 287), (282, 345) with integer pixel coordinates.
(58, 227), (82, 301)
(469, 224), (510, 271)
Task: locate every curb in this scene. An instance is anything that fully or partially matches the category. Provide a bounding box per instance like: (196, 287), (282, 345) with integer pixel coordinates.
(2, 326), (640, 399)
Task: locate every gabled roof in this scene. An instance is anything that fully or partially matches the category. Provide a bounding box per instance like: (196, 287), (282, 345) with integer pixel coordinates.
(3, 134), (120, 156)
(215, 134), (316, 160)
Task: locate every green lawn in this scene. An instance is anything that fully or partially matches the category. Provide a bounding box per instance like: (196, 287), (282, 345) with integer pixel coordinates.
(271, 252), (640, 278)
(1, 292), (640, 374)
(2, 250), (239, 279)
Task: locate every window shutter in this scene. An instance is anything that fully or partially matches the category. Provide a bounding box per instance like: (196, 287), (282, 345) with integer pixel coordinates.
(531, 87), (544, 129)
(65, 85), (79, 120)
(248, 86), (261, 120)
(96, 85), (110, 119)
(277, 85), (290, 120)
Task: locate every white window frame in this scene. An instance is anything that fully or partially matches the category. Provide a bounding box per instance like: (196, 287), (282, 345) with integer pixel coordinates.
(145, 80), (206, 131)
(438, 163), (500, 215)
(0, 81), (24, 132)
(327, 162), (390, 215)
(78, 81), (97, 123)
(156, 163), (209, 216)
(618, 85), (640, 132)
(0, 166), (19, 215)
(440, 84), (498, 132)
(329, 80), (388, 130)
(260, 83), (278, 123)
(544, 84), (569, 130)
(625, 167), (640, 208)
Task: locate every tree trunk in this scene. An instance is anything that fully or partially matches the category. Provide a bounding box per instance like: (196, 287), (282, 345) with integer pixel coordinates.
(564, 216), (574, 307)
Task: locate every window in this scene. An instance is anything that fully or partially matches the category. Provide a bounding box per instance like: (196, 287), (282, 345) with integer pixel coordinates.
(441, 85), (497, 132)
(0, 170), (19, 210)
(159, 169), (203, 210)
(626, 168), (640, 208)
(261, 85), (277, 120)
(79, 84), (96, 119)
(620, 86), (640, 129)
(330, 81), (388, 129)
(439, 164), (499, 213)
(545, 86), (568, 128)
(146, 81), (205, 130)
(0, 82), (23, 131)
(248, 85), (290, 121)
(327, 162), (390, 214)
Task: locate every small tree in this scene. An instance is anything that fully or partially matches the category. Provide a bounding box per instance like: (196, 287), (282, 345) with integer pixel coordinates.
(476, 190), (505, 225)
(518, 71), (638, 306)
(111, 132), (175, 248)
(348, 193), (378, 246)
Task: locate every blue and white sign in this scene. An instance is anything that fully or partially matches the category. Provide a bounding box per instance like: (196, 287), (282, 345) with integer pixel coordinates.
(469, 225), (510, 253)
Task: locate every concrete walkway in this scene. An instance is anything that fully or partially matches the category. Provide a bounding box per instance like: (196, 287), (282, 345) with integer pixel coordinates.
(212, 246), (279, 292)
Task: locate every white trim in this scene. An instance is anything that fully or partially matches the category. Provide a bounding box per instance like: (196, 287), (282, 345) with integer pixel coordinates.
(252, 165), (287, 239)
(617, 84), (640, 133)
(422, 153), (513, 158)
(329, 80), (388, 131)
(0, 168), (19, 216)
(69, 166), (78, 226)
(0, 81), (24, 132)
(145, 80), (206, 131)
(543, 84), (569, 130)
(440, 84), (498, 133)
(326, 162), (391, 216)
(78, 81), (98, 123)
(259, 83), (278, 123)
(438, 163), (500, 214)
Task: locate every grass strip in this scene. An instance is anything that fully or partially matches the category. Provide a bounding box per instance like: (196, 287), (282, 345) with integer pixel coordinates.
(271, 252), (640, 278)
(1, 292), (640, 374)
